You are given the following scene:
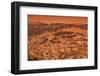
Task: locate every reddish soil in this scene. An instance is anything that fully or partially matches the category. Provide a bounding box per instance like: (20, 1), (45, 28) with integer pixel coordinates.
(28, 22), (88, 60)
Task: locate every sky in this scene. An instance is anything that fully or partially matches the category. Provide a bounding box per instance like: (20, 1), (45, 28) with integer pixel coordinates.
(28, 15), (88, 24)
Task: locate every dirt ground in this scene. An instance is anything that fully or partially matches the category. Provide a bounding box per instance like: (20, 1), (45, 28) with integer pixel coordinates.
(28, 22), (88, 61)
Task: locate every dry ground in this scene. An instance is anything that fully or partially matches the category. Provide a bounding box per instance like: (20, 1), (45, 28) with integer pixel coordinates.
(28, 22), (88, 60)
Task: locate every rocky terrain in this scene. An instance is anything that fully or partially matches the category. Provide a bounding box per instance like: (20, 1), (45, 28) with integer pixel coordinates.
(28, 22), (88, 61)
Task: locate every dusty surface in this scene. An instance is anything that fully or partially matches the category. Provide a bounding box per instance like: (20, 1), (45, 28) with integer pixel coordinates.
(28, 22), (88, 60)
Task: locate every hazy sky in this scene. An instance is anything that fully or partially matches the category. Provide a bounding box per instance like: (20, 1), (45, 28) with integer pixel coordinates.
(28, 15), (88, 24)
